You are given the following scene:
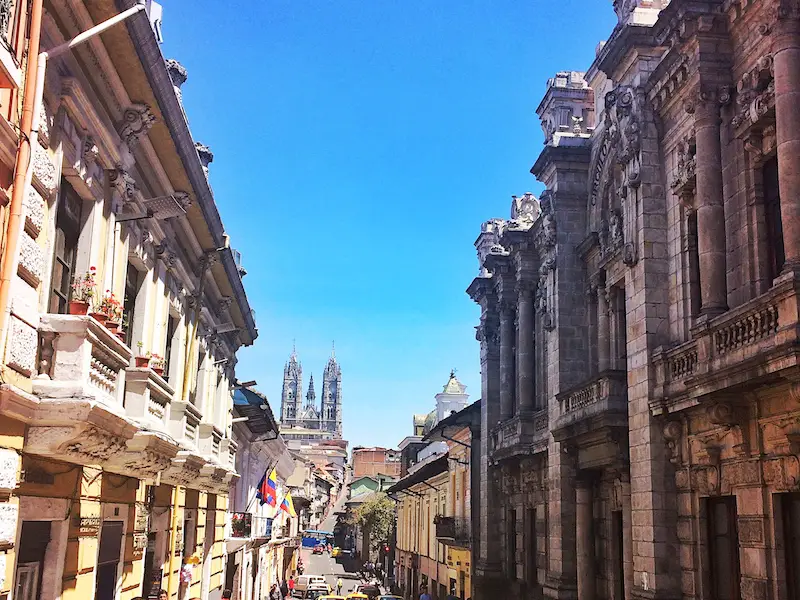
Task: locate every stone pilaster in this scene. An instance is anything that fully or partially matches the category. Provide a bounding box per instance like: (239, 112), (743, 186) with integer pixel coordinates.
(594, 272), (610, 373)
(517, 281), (535, 414)
(499, 301), (516, 421)
(774, 9), (800, 272)
(687, 88), (728, 315)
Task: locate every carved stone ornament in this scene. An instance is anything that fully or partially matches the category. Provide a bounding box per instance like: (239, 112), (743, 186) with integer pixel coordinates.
(118, 104), (156, 148)
(535, 191), (556, 252)
(173, 191), (192, 210)
(109, 168), (137, 203)
(732, 55), (775, 130)
(83, 136), (100, 165)
(663, 420), (683, 465)
(671, 133), (697, 194)
(218, 296), (234, 313)
(509, 192), (540, 230)
(613, 0), (637, 21)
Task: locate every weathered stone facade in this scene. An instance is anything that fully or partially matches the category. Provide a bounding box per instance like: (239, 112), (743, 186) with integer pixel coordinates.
(468, 2), (800, 600)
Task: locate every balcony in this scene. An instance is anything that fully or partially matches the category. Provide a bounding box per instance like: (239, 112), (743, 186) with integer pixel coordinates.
(225, 512), (275, 551)
(124, 367), (174, 428)
(435, 515), (471, 548)
(651, 271), (800, 415)
(34, 314), (132, 408)
(491, 407), (548, 461)
(552, 370), (628, 440)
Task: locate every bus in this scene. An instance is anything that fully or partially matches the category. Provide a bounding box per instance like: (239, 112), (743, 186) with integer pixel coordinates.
(301, 529), (333, 548)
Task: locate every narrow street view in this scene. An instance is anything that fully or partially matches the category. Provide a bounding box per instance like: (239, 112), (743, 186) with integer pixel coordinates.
(0, 1), (796, 600)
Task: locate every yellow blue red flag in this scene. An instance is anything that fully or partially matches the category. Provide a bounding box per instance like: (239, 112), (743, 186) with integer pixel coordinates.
(279, 492), (297, 517)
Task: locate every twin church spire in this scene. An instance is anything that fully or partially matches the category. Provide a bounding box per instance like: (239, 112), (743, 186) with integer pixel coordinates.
(280, 345), (343, 438)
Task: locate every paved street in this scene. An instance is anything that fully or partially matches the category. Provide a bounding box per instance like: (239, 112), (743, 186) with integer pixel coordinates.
(297, 485), (364, 595)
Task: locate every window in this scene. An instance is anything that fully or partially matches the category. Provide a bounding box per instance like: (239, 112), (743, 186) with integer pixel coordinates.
(763, 157), (785, 280)
(164, 315), (178, 380)
(783, 493), (800, 600)
(95, 521), (124, 600)
(123, 264), (142, 347)
(49, 182), (82, 314)
(707, 496), (740, 600)
(15, 520), (51, 600)
(612, 285), (627, 369)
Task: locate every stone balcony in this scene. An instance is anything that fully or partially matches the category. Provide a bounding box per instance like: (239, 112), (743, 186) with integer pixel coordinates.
(435, 515), (471, 548)
(34, 314), (132, 408)
(553, 370), (628, 440)
(491, 407), (548, 461)
(651, 270), (800, 415)
(124, 367), (174, 428)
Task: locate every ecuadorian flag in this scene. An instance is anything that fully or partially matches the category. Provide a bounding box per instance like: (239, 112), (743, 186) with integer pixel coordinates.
(280, 492), (297, 517)
(256, 468), (278, 507)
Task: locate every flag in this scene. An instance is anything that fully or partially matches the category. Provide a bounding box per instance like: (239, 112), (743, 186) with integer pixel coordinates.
(280, 492), (297, 517)
(256, 468), (278, 507)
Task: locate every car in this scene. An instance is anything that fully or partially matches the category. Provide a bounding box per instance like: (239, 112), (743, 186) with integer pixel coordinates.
(377, 597), (404, 600)
(345, 595), (369, 600)
(312, 544), (325, 555)
(294, 575), (328, 595)
(300, 587), (331, 600)
(331, 547), (342, 557)
(355, 584), (380, 599)
(319, 597), (346, 600)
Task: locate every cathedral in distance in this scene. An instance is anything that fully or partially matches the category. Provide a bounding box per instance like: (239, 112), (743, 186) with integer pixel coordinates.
(280, 346), (343, 438)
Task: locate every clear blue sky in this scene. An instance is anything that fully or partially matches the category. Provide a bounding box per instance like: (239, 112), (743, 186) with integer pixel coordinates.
(161, 1), (616, 448)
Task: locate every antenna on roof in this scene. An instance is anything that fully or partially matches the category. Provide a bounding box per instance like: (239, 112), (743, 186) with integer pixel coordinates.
(331, 340), (335, 358)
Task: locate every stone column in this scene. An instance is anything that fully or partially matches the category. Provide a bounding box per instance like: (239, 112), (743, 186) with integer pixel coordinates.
(517, 283), (535, 413)
(596, 277), (610, 373)
(576, 479), (596, 600)
(621, 475), (633, 600)
(689, 90), (727, 315)
(499, 302), (515, 420)
(774, 12), (800, 272)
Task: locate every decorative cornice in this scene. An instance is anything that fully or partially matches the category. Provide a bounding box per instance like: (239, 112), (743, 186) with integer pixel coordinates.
(117, 103), (156, 149)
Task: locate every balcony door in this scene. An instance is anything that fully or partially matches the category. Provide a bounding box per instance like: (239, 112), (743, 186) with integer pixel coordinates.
(707, 496), (741, 600)
(49, 181), (83, 314)
(95, 521), (124, 600)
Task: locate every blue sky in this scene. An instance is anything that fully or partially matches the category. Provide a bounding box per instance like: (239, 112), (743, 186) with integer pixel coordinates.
(161, 1), (616, 448)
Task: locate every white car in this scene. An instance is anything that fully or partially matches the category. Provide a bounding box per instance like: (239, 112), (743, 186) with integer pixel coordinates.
(294, 575), (328, 596)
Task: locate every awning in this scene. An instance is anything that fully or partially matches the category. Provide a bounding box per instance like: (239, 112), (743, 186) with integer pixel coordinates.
(422, 399), (481, 445)
(233, 388), (280, 442)
(385, 455), (448, 494)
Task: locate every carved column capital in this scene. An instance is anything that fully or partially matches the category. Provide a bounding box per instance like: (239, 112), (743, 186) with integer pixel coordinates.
(118, 104), (156, 148)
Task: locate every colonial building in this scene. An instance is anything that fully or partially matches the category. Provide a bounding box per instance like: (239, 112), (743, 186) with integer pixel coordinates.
(467, 1), (800, 600)
(226, 386), (297, 600)
(0, 1), (258, 599)
(352, 447), (401, 479)
(279, 348), (343, 437)
(391, 400), (478, 600)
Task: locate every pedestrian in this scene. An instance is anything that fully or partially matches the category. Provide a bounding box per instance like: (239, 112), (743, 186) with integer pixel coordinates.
(419, 585), (431, 600)
(158, 591), (168, 600)
(288, 575), (296, 596)
(336, 578), (343, 594)
(222, 591), (232, 600)
(280, 579), (289, 598)
(269, 583), (282, 600)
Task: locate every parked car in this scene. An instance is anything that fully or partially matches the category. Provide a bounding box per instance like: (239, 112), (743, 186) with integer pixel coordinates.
(301, 585), (331, 599)
(294, 575), (328, 595)
(319, 597), (346, 600)
(345, 595), (369, 600)
(313, 544), (325, 555)
(377, 597), (403, 600)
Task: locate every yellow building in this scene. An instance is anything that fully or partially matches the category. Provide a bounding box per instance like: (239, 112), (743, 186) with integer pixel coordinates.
(391, 400), (479, 600)
(0, 1), (258, 599)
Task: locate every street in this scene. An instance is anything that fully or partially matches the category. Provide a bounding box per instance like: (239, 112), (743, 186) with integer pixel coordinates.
(298, 483), (364, 596)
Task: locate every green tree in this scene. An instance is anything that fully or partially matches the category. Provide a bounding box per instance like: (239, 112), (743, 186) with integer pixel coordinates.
(355, 492), (395, 550)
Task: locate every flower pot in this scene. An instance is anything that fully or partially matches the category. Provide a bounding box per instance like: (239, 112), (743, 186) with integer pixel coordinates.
(153, 367), (164, 376)
(106, 321), (120, 333)
(68, 300), (89, 316)
(116, 331), (126, 343)
(89, 312), (108, 325)
(135, 356), (150, 368)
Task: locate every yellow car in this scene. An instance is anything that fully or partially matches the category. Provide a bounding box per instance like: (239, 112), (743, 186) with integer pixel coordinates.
(331, 546), (342, 557)
(319, 597), (346, 600)
(346, 595), (369, 600)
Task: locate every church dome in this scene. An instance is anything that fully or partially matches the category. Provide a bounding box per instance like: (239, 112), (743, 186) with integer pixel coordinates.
(422, 409), (437, 436)
(442, 370), (466, 395)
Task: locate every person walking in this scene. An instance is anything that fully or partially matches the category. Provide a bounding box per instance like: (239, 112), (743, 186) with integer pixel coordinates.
(269, 583), (282, 600)
(280, 579), (289, 599)
(419, 585), (431, 600)
(336, 578), (343, 595)
(287, 576), (295, 597)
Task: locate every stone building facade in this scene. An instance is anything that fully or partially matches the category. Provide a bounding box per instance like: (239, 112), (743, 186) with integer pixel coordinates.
(0, 1), (258, 599)
(467, 2), (800, 600)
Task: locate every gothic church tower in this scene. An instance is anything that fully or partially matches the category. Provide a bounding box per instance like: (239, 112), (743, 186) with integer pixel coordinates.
(320, 349), (342, 437)
(280, 348), (302, 426)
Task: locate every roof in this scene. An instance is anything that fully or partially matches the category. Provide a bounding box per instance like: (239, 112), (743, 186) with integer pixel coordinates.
(441, 370), (467, 395)
(386, 455), (449, 494)
(233, 387), (279, 442)
(423, 399), (481, 444)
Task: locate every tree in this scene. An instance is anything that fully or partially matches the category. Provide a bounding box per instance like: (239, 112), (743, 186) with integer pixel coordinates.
(354, 492), (395, 551)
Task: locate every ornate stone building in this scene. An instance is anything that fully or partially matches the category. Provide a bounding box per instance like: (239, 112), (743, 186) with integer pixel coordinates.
(0, 1), (257, 599)
(468, 1), (800, 600)
(280, 348), (343, 437)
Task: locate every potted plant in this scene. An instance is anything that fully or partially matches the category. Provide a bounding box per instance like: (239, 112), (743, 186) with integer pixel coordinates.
(135, 342), (149, 368)
(151, 353), (166, 376)
(69, 267), (97, 315)
(100, 291), (123, 332)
